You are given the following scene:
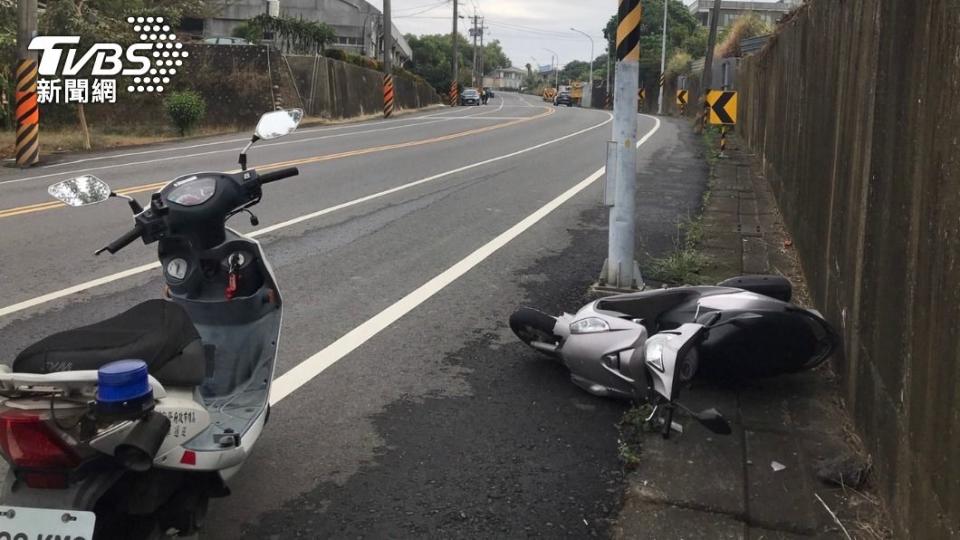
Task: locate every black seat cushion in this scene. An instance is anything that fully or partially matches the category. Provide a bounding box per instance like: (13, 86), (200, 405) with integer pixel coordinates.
(13, 299), (205, 386)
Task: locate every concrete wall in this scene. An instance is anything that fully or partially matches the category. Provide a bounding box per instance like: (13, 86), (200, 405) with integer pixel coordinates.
(39, 45), (439, 130)
(735, 1), (960, 537)
(285, 55), (440, 119)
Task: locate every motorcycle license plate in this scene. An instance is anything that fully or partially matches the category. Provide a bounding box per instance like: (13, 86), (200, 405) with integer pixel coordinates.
(0, 505), (95, 539)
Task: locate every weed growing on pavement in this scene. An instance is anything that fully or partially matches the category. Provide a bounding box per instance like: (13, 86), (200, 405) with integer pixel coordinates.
(649, 214), (709, 285)
(617, 403), (657, 469)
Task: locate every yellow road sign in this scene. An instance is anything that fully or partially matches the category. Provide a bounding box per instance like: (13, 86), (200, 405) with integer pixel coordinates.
(638, 88), (645, 102)
(706, 90), (737, 125)
(676, 90), (688, 106)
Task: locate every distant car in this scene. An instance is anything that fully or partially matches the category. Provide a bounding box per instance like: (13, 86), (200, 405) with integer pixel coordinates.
(202, 36), (249, 45)
(460, 88), (481, 106)
(554, 92), (573, 107)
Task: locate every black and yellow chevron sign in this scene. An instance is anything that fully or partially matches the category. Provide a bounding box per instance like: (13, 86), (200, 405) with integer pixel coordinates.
(616, 0), (642, 62)
(707, 90), (738, 125)
(638, 88), (645, 102)
(676, 90), (688, 106)
(658, 73), (665, 87)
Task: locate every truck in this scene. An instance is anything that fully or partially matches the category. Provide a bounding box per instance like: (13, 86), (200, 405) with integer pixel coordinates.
(542, 87), (557, 102)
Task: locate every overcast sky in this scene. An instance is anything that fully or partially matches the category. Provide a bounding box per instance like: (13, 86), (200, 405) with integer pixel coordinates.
(367, 0), (613, 70)
(367, 0), (787, 71)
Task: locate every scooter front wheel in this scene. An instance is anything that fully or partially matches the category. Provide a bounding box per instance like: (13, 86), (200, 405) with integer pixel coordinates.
(509, 307), (561, 355)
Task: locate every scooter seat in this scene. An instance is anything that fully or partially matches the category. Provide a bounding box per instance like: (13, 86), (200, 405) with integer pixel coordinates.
(13, 299), (206, 387)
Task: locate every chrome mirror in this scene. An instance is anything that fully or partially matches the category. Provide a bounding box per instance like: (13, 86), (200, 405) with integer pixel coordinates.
(255, 109), (303, 140)
(48, 175), (112, 207)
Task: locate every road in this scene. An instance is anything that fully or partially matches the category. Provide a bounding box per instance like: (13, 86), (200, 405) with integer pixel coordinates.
(0, 92), (700, 537)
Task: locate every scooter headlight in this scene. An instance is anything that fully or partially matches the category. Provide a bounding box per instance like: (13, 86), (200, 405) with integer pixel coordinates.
(645, 338), (666, 372)
(569, 317), (610, 334)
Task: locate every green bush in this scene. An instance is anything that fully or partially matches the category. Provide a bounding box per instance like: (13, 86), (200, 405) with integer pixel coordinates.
(324, 49), (347, 61)
(165, 91), (206, 136)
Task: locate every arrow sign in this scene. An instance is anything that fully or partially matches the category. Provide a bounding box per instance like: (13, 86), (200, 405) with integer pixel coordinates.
(676, 90), (688, 106)
(707, 90), (737, 125)
(638, 88), (645, 101)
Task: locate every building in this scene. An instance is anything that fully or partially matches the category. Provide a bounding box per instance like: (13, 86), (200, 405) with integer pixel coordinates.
(482, 66), (525, 91)
(201, 0), (412, 66)
(687, 0), (801, 29)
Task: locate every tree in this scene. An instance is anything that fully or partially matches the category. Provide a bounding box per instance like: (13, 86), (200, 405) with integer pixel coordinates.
(602, 0), (705, 77)
(480, 39), (510, 75)
(37, 0), (210, 147)
(405, 33), (476, 92)
(561, 60), (591, 83)
(246, 14), (335, 54)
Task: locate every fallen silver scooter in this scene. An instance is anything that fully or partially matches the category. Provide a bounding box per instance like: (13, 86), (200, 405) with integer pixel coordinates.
(510, 275), (839, 436)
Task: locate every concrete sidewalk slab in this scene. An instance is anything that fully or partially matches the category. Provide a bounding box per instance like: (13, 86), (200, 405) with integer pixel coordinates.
(614, 130), (889, 539)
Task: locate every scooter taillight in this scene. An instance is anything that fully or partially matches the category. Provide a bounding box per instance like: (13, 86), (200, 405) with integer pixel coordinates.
(0, 410), (80, 473)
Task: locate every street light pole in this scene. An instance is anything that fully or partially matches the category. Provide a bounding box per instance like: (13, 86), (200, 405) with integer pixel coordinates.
(544, 48), (559, 89)
(657, 0), (669, 115)
(570, 27), (594, 108)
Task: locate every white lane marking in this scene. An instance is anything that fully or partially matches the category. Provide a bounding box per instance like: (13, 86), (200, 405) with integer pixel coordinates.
(0, 114), (502, 187)
(270, 116), (663, 404)
(0, 112), (618, 320)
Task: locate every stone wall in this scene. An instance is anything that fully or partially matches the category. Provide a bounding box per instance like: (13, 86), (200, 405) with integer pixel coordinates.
(735, 1), (960, 537)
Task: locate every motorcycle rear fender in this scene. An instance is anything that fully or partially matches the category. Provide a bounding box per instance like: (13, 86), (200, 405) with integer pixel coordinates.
(0, 467), (123, 511)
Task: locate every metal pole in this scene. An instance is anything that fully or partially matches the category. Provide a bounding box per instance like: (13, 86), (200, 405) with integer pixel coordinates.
(571, 27), (594, 108)
(657, 0), (668, 115)
(479, 20), (486, 88)
(544, 48), (559, 90)
(382, 0), (394, 118)
(15, 0), (39, 167)
(607, 0), (642, 289)
(451, 0), (459, 105)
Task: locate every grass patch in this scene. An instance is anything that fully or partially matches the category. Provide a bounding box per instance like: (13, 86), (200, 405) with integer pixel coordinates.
(617, 403), (657, 469)
(648, 211), (710, 285)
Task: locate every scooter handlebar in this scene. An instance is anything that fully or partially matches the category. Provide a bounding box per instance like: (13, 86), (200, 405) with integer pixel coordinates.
(96, 223), (144, 255)
(259, 167), (300, 185)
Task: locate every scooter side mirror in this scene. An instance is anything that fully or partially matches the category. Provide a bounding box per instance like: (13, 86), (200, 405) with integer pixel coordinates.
(693, 407), (732, 435)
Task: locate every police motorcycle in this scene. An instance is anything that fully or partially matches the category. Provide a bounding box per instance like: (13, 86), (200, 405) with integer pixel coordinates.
(0, 109), (304, 538)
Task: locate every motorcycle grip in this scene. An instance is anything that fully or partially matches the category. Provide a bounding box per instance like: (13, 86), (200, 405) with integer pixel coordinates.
(105, 223), (144, 254)
(260, 167), (300, 184)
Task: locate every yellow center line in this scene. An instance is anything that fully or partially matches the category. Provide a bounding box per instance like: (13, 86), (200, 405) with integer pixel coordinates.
(0, 107), (555, 221)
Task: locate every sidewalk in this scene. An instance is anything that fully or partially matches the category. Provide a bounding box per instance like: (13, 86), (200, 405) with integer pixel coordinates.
(612, 132), (890, 539)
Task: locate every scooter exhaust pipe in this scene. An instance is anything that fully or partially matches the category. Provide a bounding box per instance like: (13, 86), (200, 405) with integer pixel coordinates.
(115, 412), (171, 472)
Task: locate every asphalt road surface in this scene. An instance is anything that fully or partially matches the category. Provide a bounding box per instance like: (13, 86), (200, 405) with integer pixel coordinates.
(0, 92), (699, 538)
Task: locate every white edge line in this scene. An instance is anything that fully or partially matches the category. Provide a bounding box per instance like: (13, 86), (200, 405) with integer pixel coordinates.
(269, 115), (661, 404)
(0, 111), (616, 320)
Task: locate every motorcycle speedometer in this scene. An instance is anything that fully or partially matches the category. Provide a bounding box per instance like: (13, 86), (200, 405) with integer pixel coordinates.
(167, 176), (217, 206)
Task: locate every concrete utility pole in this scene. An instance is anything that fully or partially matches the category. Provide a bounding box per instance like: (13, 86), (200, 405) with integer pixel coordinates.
(479, 20), (487, 87)
(701, 0), (722, 114)
(383, 0), (393, 74)
(450, 0), (459, 105)
(657, 0), (669, 115)
(606, 0), (643, 289)
(382, 0), (395, 118)
(570, 27), (594, 108)
(15, 0), (39, 167)
(470, 13), (479, 86)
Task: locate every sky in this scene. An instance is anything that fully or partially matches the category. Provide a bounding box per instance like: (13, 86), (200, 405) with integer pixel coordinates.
(367, 0), (790, 71)
(367, 0), (612, 70)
